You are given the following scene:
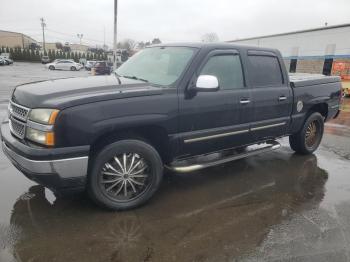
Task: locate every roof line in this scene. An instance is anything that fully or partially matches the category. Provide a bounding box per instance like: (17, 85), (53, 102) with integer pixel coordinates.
(0, 29), (38, 43)
(228, 23), (350, 42)
(0, 29), (22, 35)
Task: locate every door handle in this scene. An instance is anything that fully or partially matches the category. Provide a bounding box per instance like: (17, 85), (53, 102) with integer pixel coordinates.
(240, 98), (251, 104)
(278, 96), (287, 101)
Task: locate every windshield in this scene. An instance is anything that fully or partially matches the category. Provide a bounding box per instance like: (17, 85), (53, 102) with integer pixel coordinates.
(115, 47), (195, 86)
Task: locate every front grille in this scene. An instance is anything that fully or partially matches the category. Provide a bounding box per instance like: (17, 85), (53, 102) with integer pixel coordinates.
(9, 116), (26, 139)
(8, 101), (30, 139)
(9, 101), (29, 121)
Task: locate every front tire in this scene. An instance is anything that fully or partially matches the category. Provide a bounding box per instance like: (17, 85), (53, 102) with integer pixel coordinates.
(88, 139), (163, 210)
(289, 112), (324, 154)
(71, 66), (76, 71)
(48, 65), (55, 70)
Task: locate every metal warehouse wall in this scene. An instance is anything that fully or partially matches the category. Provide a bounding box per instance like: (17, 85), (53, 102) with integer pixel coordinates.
(229, 24), (350, 75)
(0, 30), (38, 49)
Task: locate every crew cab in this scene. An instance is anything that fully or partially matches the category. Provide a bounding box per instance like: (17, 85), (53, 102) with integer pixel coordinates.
(1, 43), (342, 210)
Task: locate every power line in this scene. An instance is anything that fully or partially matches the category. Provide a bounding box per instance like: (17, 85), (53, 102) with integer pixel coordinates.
(45, 28), (112, 45)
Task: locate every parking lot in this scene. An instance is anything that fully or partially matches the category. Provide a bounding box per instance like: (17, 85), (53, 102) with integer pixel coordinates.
(0, 62), (90, 102)
(1, 62), (350, 262)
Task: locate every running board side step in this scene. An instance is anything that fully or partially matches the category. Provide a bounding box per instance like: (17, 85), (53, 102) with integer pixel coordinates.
(166, 141), (281, 173)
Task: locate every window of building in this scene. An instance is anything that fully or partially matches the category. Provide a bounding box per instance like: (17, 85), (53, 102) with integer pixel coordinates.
(289, 59), (297, 73)
(322, 58), (333, 76)
(248, 55), (283, 87)
(200, 54), (244, 90)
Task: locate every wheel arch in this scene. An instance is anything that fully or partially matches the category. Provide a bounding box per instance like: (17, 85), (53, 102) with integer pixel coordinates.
(307, 102), (328, 120)
(90, 125), (173, 164)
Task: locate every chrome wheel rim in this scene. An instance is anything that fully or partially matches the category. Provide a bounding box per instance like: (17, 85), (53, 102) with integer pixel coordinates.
(305, 120), (319, 148)
(99, 153), (151, 201)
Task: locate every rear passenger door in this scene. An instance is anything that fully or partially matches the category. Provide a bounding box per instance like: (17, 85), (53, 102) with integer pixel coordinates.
(247, 51), (292, 140)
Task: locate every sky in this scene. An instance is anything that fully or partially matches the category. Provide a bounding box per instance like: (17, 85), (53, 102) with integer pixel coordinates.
(0, 0), (349, 47)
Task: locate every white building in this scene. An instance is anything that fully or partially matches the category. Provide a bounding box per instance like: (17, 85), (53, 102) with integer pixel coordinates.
(228, 23), (350, 76)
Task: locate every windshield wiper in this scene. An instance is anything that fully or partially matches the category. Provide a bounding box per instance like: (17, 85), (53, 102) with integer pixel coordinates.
(120, 75), (149, 83)
(113, 72), (122, 84)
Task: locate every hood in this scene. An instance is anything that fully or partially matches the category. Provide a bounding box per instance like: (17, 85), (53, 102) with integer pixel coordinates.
(12, 75), (163, 109)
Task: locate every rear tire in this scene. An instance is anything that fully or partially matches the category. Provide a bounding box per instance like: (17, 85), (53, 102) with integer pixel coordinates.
(289, 112), (324, 155)
(88, 139), (163, 210)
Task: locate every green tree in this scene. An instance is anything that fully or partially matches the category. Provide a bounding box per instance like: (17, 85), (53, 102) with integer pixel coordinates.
(28, 49), (33, 61)
(151, 38), (161, 45)
(11, 48), (18, 60)
(35, 50), (40, 62)
(9, 48), (14, 59)
(22, 49), (25, 61)
(55, 42), (63, 50)
(27, 49), (33, 62)
(17, 48), (23, 61)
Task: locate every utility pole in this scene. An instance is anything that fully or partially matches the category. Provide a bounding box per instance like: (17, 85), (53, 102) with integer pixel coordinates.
(40, 18), (46, 53)
(77, 34), (83, 45)
(113, 0), (118, 69)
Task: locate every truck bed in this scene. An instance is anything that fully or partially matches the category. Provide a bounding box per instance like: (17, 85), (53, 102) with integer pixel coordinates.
(289, 73), (341, 88)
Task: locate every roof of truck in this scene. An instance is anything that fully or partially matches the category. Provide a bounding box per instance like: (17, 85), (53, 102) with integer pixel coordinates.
(152, 42), (280, 52)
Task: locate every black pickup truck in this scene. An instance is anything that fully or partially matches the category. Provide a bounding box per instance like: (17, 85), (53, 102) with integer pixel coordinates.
(1, 43), (342, 210)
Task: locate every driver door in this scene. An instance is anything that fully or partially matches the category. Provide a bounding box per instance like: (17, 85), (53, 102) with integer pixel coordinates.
(177, 50), (253, 157)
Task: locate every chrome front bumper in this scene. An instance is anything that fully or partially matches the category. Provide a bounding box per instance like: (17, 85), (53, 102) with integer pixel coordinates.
(2, 141), (88, 179)
(1, 120), (89, 192)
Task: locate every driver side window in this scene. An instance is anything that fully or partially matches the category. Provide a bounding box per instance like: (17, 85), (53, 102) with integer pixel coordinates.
(200, 54), (244, 90)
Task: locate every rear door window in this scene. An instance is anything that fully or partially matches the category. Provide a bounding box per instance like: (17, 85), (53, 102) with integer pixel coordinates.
(248, 55), (283, 87)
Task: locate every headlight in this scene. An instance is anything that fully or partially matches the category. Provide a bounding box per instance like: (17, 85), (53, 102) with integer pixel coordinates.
(26, 127), (55, 146)
(28, 109), (59, 125)
(26, 108), (59, 146)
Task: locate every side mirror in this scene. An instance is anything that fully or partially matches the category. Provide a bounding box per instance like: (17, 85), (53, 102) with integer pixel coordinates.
(195, 75), (219, 91)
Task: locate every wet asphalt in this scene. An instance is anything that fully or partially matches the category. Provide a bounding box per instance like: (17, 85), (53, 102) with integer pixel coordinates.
(1, 63), (350, 262)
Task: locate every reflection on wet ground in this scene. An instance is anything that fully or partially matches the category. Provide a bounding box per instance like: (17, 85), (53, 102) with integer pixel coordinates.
(0, 99), (349, 262)
(2, 147), (346, 261)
